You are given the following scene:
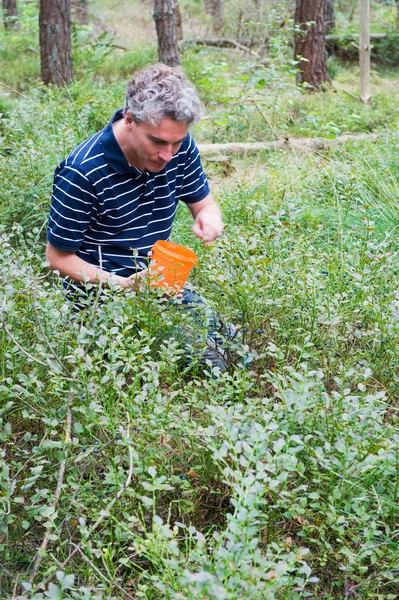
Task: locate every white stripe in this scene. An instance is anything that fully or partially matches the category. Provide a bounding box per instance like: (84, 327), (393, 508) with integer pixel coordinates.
(100, 199), (153, 220)
(148, 177), (177, 190)
(147, 208), (177, 226)
(72, 131), (103, 164)
(54, 184), (95, 206)
(83, 130), (104, 160)
(49, 215), (87, 234)
(97, 179), (143, 197)
(153, 165), (178, 179)
(50, 206), (90, 225)
(183, 163), (201, 181)
(180, 174), (202, 191)
(48, 230), (81, 244)
(153, 200), (175, 211)
(143, 188), (174, 201)
(86, 164), (109, 176)
(81, 152), (104, 165)
(184, 154), (199, 171)
(179, 182), (207, 197)
(62, 165), (91, 182)
(93, 172), (119, 186)
(89, 211), (153, 231)
(84, 224), (173, 244)
(52, 195), (92, 217)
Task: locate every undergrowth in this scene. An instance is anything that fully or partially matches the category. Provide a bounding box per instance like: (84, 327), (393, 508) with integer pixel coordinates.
(1, 1), (399, 599)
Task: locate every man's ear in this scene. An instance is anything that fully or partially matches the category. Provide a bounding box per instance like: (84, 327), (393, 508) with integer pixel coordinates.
(125, 111), (134, 131)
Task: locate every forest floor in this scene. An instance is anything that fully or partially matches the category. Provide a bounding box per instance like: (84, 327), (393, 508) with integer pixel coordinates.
(2, 2), (399, 599)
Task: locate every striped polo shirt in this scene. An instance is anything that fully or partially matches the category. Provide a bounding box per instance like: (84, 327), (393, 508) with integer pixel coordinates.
(47, 109), (210, 277)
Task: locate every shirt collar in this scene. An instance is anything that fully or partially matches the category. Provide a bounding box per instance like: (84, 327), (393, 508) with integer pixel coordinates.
(101, 109), (143, 178)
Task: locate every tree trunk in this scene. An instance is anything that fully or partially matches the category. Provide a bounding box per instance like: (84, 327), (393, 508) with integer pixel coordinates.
(2, 0), (19, 30)
(39, 0), (74, 86)
(204, 0), (223, 34)
(71, 0), (88, 25)
(324, 0), (335, 35)
(359, 0), (371, 104)
(294, 0), (330, 91)
(154, 0), (180, 66)
(174, 0), (183, 41)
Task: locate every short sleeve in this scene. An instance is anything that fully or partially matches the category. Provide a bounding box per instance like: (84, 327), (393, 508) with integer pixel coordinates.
(47, 164), (96, 252)
(178, 135), (210, 204)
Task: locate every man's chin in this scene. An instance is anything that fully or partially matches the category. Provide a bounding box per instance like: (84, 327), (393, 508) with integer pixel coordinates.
(147, 161), (166, 173)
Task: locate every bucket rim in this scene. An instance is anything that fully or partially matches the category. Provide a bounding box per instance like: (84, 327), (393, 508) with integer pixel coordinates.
(152, 240), (198, 265)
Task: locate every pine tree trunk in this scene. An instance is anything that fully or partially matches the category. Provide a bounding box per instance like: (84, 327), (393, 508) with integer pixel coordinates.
(154, 0), (180, 66)
(204, 0), (223, 34)
(294, 0), (330, 91)
(324, 0), (335, 35)
(71, 0), (88, 25)
(2, 0), (19, 30)
(359, 0), (371, 104)
(174, 0), (183, 41)
(39, 0), (74, 86)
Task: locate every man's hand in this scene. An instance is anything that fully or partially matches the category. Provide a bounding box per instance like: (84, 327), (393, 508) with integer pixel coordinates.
(119, 269), (149, 290)
(188, 194), (224, 245)
(46, 243), (149, 290)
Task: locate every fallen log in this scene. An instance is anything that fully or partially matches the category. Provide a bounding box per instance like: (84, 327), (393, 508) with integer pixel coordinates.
(184, 37), (258, 56)
(326, 33), (399, 42)
(198, 132), (380, 156)
(325, 32), (399, 63)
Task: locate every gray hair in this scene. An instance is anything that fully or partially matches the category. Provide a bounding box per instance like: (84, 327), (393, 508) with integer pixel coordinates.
(123, 63), (203, 126)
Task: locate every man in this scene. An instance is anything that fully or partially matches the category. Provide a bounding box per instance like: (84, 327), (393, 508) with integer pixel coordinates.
(46, 63), (223, 289)
(46, 63), (230, 371)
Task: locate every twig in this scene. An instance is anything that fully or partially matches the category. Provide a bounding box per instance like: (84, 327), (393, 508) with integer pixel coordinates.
(32, 284), (68, 373)
(91, 245), (104, 322)
(331, 82), (361, 101)
(1, 301), (47, 367)
(70, 544), (136, 600)
(250, 99), (279, 140)
(12, 574), (19, 599)
(29, 392), (73, 584)
(0, 563), (14, 578)
(36, 426), (135, 589)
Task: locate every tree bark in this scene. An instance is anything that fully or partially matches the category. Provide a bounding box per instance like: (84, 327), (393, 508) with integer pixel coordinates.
(294, 0), (330, 91)
(39, 0), (74, 86)
(324, 0), (335, 35)
(174, 0), (183, 41)
(154, 0), (180, 66)
(359, 0), (371, 104)
(204, 0), (223, 34)
(2, 0), (19, 30)
(197, 132), (380, 156)
(71, 0), (88, 25)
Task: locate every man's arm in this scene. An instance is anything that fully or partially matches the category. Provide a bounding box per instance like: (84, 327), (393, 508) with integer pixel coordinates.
(46, 243), (144, 289)
(187, 194), (224, 245)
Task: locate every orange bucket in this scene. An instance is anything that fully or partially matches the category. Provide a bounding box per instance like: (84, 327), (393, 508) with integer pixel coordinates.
(149, 240), (198, 293)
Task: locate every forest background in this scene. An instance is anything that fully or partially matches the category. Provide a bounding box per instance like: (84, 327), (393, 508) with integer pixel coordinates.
(2, 1), (399, 599)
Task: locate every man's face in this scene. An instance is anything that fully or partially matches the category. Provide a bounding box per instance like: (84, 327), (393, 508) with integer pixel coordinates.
(125, 116), (189, 173)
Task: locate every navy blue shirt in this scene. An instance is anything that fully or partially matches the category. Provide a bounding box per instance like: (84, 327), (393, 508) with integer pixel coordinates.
(47, 109), (210, 276)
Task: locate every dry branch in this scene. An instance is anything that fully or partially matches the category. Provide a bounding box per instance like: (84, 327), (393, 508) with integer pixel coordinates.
(326, 32), (399, 43)
(185, 37), (258, 56)
(197, 132), (380, 157)
(29, 392), (73, 584)
(36, 426), (135, 591)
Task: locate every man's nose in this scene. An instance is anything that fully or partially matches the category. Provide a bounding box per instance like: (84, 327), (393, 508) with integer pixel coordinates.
(158, 145), (173, 162)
